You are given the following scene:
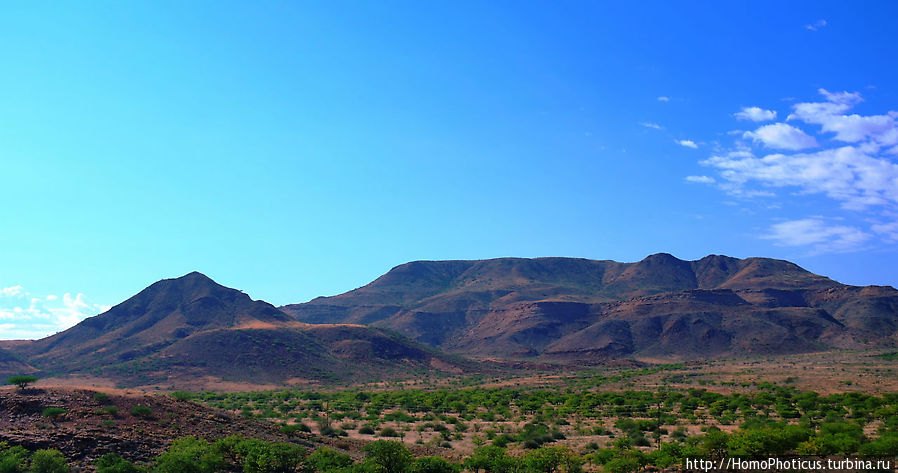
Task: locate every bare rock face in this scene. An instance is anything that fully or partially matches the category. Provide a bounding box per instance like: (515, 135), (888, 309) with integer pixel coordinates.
(281, 254), (898, 360)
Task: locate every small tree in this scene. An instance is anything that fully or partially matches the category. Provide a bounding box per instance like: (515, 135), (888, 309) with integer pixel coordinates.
(361, 441), (414, 473)
(7, 375), (38, 390)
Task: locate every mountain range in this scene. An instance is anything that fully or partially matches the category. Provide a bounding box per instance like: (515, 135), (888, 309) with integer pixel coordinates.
(281, 254), (898, 360)
(3, 254), (897, 386)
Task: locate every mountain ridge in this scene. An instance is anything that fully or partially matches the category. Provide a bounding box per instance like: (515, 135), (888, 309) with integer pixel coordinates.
(4, 254), (898, 385)
(4, 272), (472, 386)
(281, 254), (897, 360)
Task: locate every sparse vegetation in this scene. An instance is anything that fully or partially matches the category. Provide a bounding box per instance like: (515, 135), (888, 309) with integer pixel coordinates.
(3, 349), (898, 471)
(95, 453), (140, 473)
(6, 375), (37, 390)
(170, 391), (195, 402)
(41, 408), (67, 420)
(0, 443), (69, 473)
(130, 405), (153, 418)
(28, 450), (70, 473)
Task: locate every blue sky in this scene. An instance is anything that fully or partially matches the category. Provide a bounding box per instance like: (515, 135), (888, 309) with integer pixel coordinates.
(2, 1), (898, 339)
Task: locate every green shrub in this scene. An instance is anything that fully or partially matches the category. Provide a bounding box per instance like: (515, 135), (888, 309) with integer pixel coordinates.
(131, 406), (153, 418)
(361, 441), (414, 473)
(154, 437), (224, 473)
(0, 442), (30, 473)
(233, 438), (304, 473)
(29, 449), (69, 473)
(411, 456), (459, 473)
(358, 425), (375, 435)
(319, 426), (338, 437)
(523, 446), (582, 473)
(41, 408), (67, 420)
(463, 446), (521, 473)
(93, 393), (110, 403)
(858, 432), (898, 456)
(95, 453), (139, 473)
(279, 423), (310, 434)
(378, 427), (400, 437)
(604, 456), (641, 473)
(170, 392), (195, 402)
(306, 448), (353, 472)
(587, 448), (615, 465)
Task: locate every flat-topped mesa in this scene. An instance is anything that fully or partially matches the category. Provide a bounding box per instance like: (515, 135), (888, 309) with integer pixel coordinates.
(285, 253), (838, 315)
(281, 254), (893, 360)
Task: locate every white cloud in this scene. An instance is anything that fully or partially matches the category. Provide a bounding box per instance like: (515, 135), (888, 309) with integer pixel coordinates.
(685, 175), (715, 184)
(734, 107), (777, 122)
(640, 122), (664, 130)
(703, 90), (898, 211)
(688, 88), (898, 254)
(676, 139), (699, 149)
(872, 221), (898, 242)
(805, 19), (827, 31)
(702, 146), (898, 210)
(0, 287), (107, 340)
(743, 123), (819, 150)
(657, 96), (670, 102)
(788, 89), (898, 148)
(1, 286), (25, 298)
(763, 218), (870, 253)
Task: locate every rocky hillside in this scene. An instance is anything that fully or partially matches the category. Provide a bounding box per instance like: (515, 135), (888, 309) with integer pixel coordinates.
(281, 254), (898, 360)
(0, 347), (37, 379)
(0, 386), (336, 469)
(4, 273), (471, 387)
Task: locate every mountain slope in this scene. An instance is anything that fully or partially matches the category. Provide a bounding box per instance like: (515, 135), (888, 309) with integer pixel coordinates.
(281, 254), (897, 360)
(0, 347), (36, 379)
(17, 272), (290, 372)
(8, 273), (470, 386)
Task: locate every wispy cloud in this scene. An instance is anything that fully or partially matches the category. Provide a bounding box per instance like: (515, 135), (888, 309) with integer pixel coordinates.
(743, 123), (818, 150)
(703, 146), (898, 210)
(0, 287), (109, 340)
(640, 122), (664, 130)
(788, 88), (898, 147)
(873, 221), (898, 242)
(734, 107), (777, 122)
(1, 286), (25, 298)
(657, 96), (670, 102)
(805, 19), (827, 31)
(685, 175), (715, 184)
(763, 218), (870, 254)
(676, 139), (699, 149)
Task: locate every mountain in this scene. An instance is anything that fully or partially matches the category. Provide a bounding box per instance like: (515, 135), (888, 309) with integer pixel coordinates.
(0, 347), (36, 379)
(281, 254), (898, 360)
(8, 272), (469, 386)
